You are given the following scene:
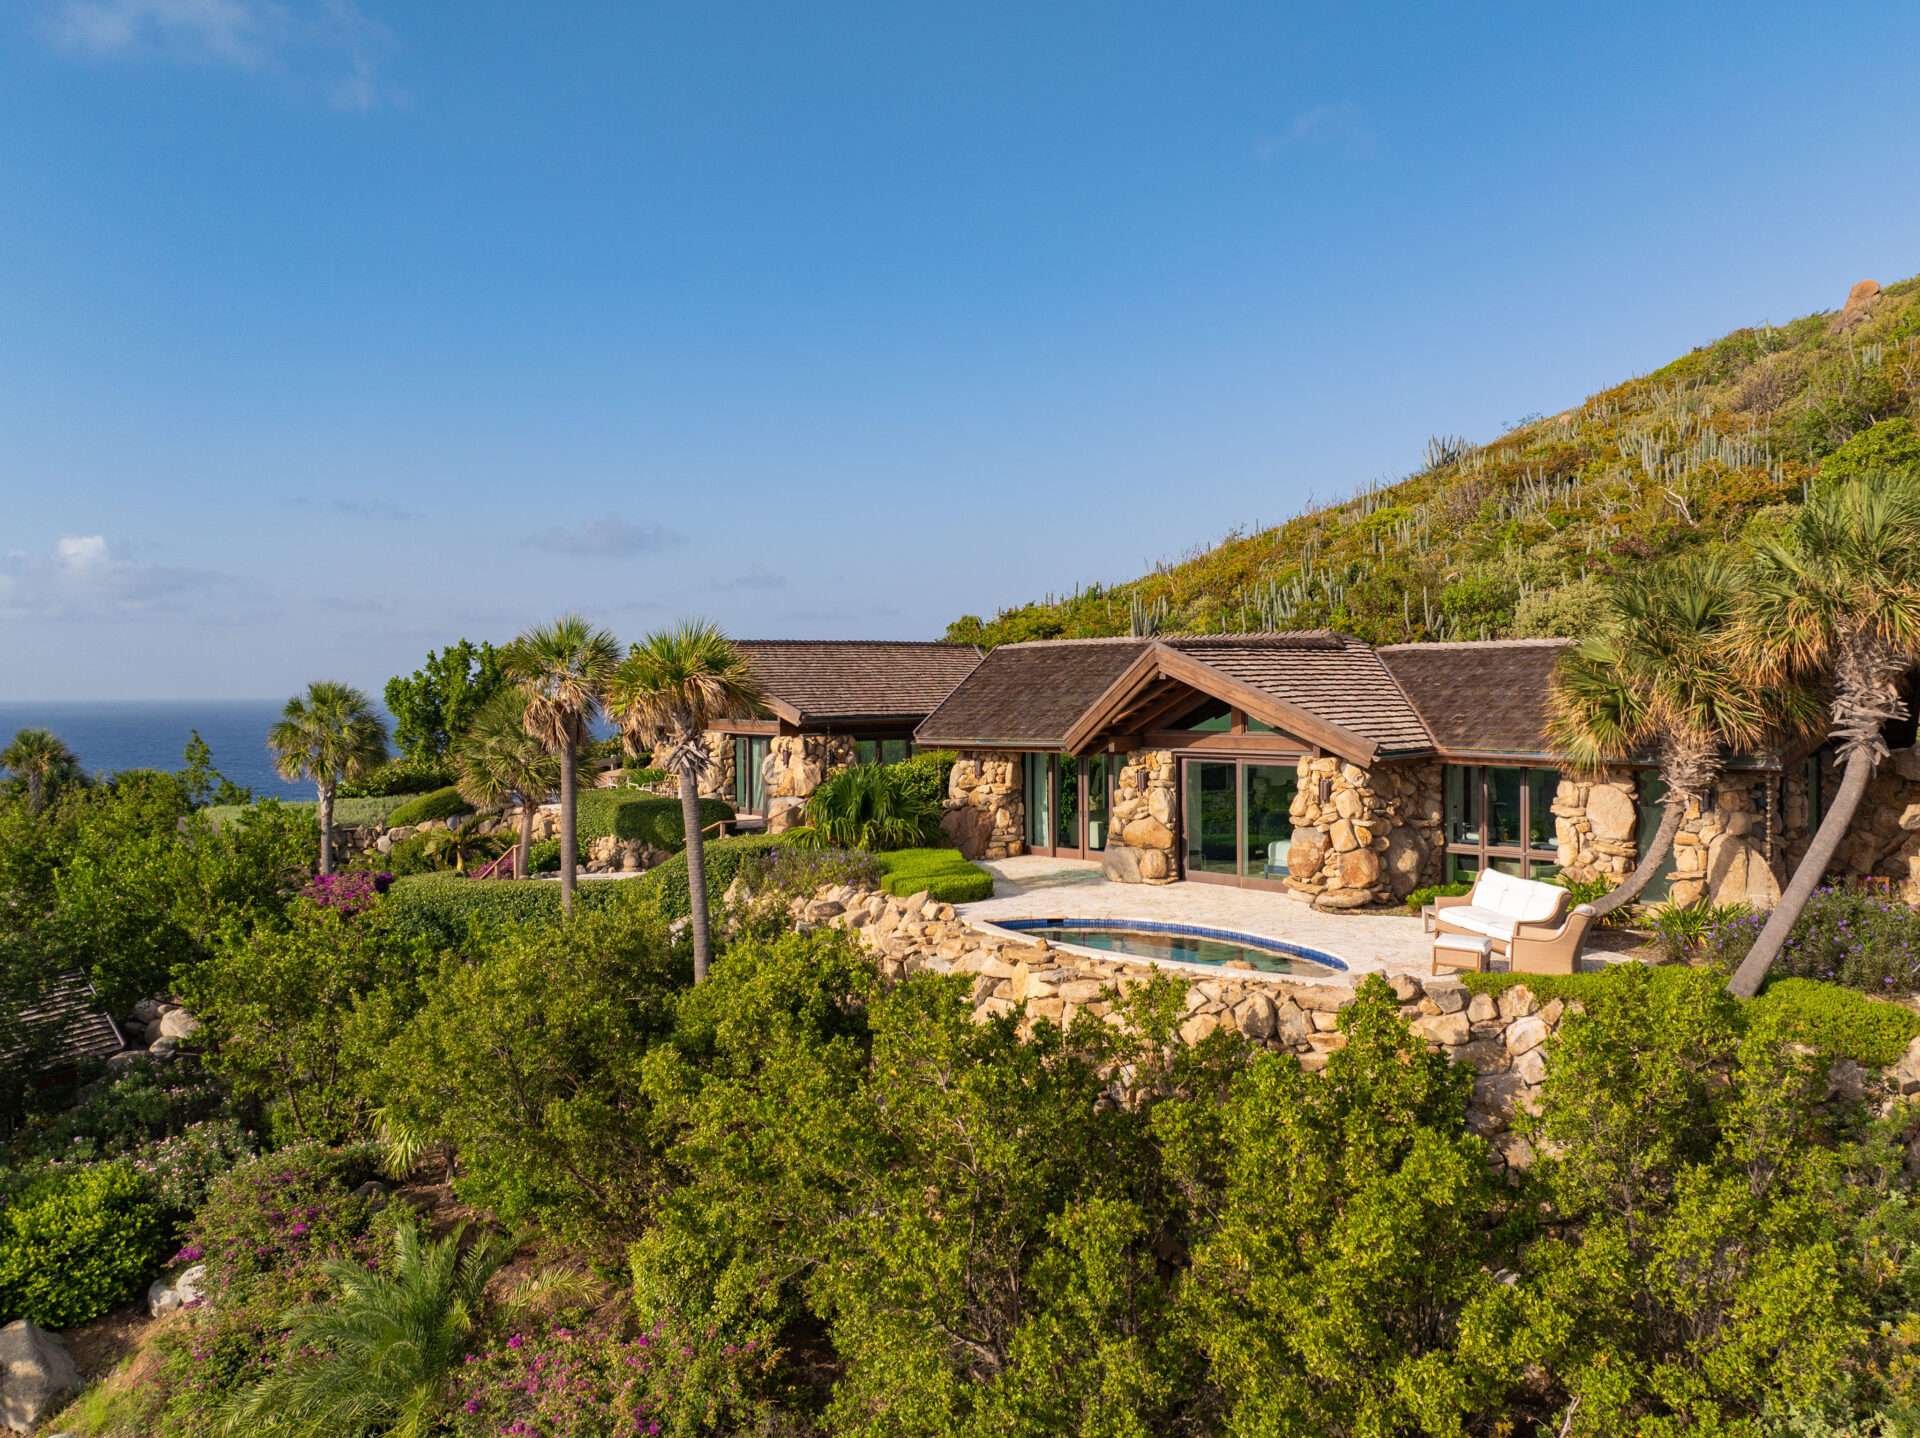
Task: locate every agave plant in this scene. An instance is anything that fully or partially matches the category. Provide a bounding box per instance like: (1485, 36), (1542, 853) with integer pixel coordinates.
(790, 764), (941, 851)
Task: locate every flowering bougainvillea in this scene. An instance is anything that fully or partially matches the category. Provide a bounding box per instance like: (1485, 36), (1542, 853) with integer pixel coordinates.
(300, 870), (394, 917)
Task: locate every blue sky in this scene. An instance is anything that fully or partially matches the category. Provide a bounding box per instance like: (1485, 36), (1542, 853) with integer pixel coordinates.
(3, 2), (1919, 699)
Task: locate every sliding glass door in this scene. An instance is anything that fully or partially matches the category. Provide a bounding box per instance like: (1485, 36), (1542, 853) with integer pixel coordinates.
(1022, 753), (1116, 856)
(1181, 757), (1299, 888)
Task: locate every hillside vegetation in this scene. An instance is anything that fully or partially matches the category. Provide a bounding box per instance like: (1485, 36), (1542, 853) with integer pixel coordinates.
(948, 275), (1920, 648)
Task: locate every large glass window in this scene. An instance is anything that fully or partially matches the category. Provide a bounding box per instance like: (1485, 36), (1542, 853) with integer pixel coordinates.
(1444, 764), (1563, 880)
(855, 738), (913, 766)
(1243, 765), (1297, 879)
(1183, 760), (1239, 875)
(1085, 754), (1110, 851)
(1024, 753), (1052, 850)
(1057, 755), (1080, 848)
(1634, 770), (1678, 905)
(733, 736), (767, 814)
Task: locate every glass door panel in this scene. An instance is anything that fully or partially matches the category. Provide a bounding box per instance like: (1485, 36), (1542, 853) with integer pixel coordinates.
(1635, 770), (1678, 903)
(1024, 754), (1052, 850)
(1183, 760), (1238, 875)
(1528, 768), (1561, 854)
(1085, 754), (1110, 851)
(1243, 765), (1297, 879)
(734, 737), (767, 813)
(1057, 754), (1080, 853)
(1486, 767), (1523, 848)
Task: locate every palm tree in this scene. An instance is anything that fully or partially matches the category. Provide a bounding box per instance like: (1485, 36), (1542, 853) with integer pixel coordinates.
(268, 683), (390, 877)
(503, 615), (619, 916)
(454, 689), (561, 879)
(420, 816), (509, 874)
(1551, 555), (1819, 918)
(217, 1216), (518, 1438)
(606, 620), (765, 981)
(1726, 472), (1920, 999)
(0, 728), (79, 813)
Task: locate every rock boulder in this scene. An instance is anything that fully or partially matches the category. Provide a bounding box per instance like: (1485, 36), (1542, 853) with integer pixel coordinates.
(0, 1320), (80, 1434)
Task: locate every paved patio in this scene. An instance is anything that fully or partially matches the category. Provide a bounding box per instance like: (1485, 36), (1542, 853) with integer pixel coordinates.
(959, 855), (1622, 985)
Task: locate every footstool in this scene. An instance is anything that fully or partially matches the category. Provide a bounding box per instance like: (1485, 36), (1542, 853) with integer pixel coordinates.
(1431, 931), (1492, 975)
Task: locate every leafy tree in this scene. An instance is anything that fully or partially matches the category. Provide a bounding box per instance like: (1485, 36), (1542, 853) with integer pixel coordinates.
(1552, 555), (1819, 916)
(1821, 417), (1920, 483)
(503, 616), (619, 918)
(268, 682), (391, 877)
(1727, 473), (1920, 998)
(374, 894), (685, 1255)
(217, 1215), (520, 1438)
(384, 639), (508, 761)
(453, 689), (559, 880)
(0, 727), (82, 813)
(180, 728), (253, 808)
(1162, 976), (1524, 1437)
(1514, 965), (1868, 1434)
(607, 620), (765, 980)
(178, 900), (432, 1144)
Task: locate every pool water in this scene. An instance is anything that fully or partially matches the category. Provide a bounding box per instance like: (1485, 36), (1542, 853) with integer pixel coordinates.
(1000, 920), (1341, 976)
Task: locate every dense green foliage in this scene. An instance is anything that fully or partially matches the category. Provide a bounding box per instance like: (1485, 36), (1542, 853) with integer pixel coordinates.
(206, 794), (414, 831)
(795, 763), (944, 850)
(872, 846), (994, 902)
(378, 870), (630, 944)
(948, 278), (1920, 649)
(640, 832), (785, 922)
(337, 754), (458, 798)
(1704, 885), (1920, 996)
(0, 1163), (170, 1326)
(384, 638), (509, 761)
(574, 791), (735, 849)
(385, 785), (475, 827)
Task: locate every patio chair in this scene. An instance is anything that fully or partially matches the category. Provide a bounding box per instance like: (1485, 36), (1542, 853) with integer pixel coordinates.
(1263, 840), (1288, 879)
(1507, 903), (1596, 976)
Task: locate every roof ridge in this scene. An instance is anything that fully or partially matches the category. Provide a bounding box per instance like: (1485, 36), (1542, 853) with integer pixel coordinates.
(733, 638), (980, 648)
(1377, 638), (1577, 652)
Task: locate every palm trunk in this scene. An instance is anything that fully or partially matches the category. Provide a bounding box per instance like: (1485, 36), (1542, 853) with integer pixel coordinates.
(560, 741), (578, 916)
(26, 774), (42, 815)
(517, 794), (533, 881)
(1590, 798), (1683, 917)
(317, 782), (335, 877)
(681, 767), (713, 982)
(1726, 746), (1876, 999)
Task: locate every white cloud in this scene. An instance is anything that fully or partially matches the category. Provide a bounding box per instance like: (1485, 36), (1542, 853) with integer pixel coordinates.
(1256, 103), (1374, 158)
(43, 0), (400, 109)
(712, 563), (786, 591)
(0, 535), (237, 621)
(523, 516), (687, 558)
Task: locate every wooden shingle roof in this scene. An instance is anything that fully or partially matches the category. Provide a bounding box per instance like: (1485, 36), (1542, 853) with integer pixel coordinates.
(916, 638), (1152, 747)
(731, 640), (982, 725)
(1377, 639), (1575, 759)
(1163, 634), (1435, 756)
(9, 971), (125, 1070)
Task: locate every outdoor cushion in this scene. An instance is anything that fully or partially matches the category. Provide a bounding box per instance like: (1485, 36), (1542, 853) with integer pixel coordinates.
(1469, 870), (1563, 924)
(1436, 905), (1518, 941)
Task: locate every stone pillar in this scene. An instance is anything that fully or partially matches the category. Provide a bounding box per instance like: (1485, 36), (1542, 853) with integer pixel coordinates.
(1551, 770), (1636, 882)
(942, 751), (1026, 860)
(1104, 749), (1178, 883)
(1284, 757), (1443, 909)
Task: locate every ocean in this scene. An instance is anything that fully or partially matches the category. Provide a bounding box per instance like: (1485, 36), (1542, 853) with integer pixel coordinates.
(0, 701), (371, 802)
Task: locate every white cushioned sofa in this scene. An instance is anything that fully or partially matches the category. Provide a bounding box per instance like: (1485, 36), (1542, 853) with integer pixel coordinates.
(1434, 870), (1593, 975)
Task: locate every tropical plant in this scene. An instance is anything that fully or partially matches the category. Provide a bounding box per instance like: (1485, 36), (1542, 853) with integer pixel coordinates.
(418, 815), (508, 875)
(0, 727), (81, 813)
(216, 1215), (520, 1438)
(1727, 472), (1920, 998)
(180, 729), (252, 807)
(605, 620), (765, 982)
(503, 615), (620, 917)
(268, 682), (391, 877)
(1552, 554), (1818, 918)
(790, 763), (941, 851)
(454, 689), (560, 881)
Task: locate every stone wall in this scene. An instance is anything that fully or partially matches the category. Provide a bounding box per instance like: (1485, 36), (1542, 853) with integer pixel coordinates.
(1668, 775), (1783, 908)
(763, 734), (856, 823)
(1102, 749), (1179, 883)
(943, 752), (1026, 860)
(1785, 746), (1920, 904)
(1551, 770), (1639, 882)
(1284, 758), (1443, 909)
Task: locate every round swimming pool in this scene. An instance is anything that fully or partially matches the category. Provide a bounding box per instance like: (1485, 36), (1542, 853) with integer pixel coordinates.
(997, 918), (1344, 976)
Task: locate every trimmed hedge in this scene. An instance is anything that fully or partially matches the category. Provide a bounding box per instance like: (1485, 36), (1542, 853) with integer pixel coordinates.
(386, 786), (474, 827)
(1459, 966), (1920, 1068)
(204, 795), (414, 831)
(573, 792), (734, 850)
(380, 871), (630, 943)
(874, 847), (994, 904)
(643, 834), (784, 920)
(337, 756), (456, 798)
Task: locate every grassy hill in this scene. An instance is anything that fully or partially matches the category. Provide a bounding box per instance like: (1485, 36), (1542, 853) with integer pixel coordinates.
(947, 276), (1920, 649)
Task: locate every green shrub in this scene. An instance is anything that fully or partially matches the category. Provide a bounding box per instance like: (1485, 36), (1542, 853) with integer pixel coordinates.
(1704, 885), (1920, 996)
(642, 834), (784, 920)
(1817, 416), (1920, 482)
(1404, 881), (1472, 915)
(0, 1164), (170, 1326)
(529, 837), (588, 873)
(379, 871), (631, 944)
(887, 749), (957, 814)
(873, 847), (993, 903)
(621, 763), (668, 784)
(795, 766), (941, 850)
(574, 791), (733, 849)
(337, 755), (457, 798)
(385, 786), (473, 827)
